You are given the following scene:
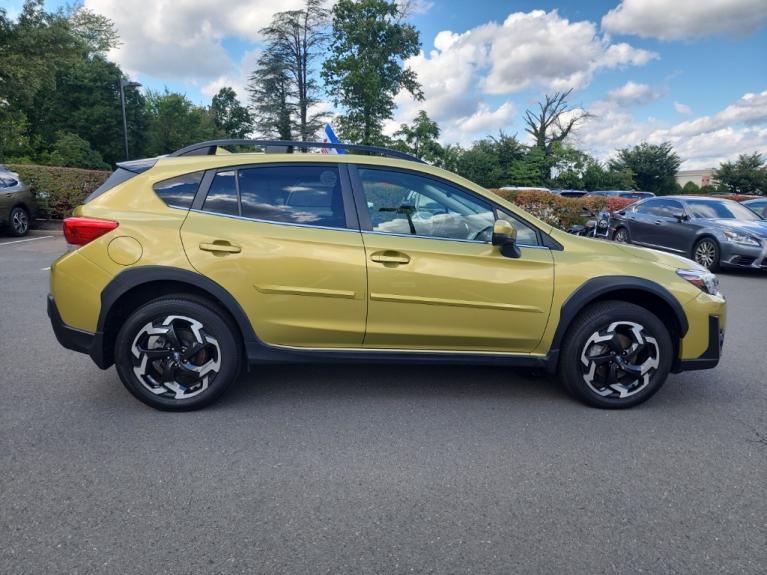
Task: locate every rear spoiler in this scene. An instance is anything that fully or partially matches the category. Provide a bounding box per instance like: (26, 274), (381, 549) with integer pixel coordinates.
(84, 157), (160, 203)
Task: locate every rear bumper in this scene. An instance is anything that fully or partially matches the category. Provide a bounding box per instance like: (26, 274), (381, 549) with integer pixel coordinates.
(673, 315), (724, 372)
(47, 295), (110, 369)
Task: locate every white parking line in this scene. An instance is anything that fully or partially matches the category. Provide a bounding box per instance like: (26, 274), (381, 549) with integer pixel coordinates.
(41, 267), (50, 271)
(0, 235), (54, 247)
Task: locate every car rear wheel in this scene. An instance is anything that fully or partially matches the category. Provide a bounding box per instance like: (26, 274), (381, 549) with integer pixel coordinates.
(613, 226), (630, 243)
(8, 206), (29, 237)
(693, 238), (720, 271)
(558, 301), (673, 409)
(114, 296), (242, 411)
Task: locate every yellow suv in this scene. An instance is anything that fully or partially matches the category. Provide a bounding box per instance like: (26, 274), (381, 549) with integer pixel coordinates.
(47, 140), (726, 411)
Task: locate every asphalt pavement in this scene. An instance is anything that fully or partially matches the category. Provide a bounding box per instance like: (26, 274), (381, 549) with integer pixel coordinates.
(1, 231), (765, 574)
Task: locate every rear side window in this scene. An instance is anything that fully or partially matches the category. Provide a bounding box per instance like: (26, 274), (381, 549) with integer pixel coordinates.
(203, 171), (239, 216)
(201, 164), (348, 229)
(153, 171), (204, 209)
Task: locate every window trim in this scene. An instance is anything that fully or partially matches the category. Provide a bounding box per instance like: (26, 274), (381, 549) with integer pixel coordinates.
(348, 163), (548, 248)
(192, 162), (359, 230)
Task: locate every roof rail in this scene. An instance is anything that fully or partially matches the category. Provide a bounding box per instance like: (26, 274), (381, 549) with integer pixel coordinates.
(169, 139), (425, 163)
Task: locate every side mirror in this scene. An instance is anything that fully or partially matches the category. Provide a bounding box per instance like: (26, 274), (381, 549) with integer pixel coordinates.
(492, 219), (521, 258)
(672, 209), (689, 222)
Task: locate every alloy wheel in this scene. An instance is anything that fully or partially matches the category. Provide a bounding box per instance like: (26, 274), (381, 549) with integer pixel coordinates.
(614, 228), (629, 243)
(579, 321), (660, 399)
(130, 315), (222, 400)
(11, 209), (28, 235)
(694, 240), (717, 269)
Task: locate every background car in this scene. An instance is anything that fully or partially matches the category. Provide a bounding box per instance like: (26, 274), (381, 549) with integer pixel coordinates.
(0, 169), (37, 236)
(611, 196), (767, 271)
(588, 190), (655, 199)
(743, 197), (767, 218)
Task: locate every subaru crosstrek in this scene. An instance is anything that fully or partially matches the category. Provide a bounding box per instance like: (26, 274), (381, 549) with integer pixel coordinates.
(48, 140), (726, 411)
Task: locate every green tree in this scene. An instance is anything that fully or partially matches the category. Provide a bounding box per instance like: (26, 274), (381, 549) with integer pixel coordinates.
(28, 56), (149, 165)
(145, 90), (221, 156)
(609, 142), (681, 195)
(681, 181), (700, 194)
(47, 131), (109, 169)
(248, 50), (295, 139)
(0, 0), (82, 161)
(210, 87), (252, 139)
(714, 152), (767, 195)
(524, 89), (590, 181)
(258, 0), (329, 141)
(393, 110), (441, 161)
(68, 6), (120, 55)
(322, 0), (422, 144)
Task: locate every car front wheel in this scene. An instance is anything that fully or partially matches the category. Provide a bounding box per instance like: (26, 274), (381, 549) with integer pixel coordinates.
(558, 301), (673, 408)
(613, 226), (630, 243)
(8, 206), (29, 237)
(693, 238), (720, 271)
(114, 296), (242, 411)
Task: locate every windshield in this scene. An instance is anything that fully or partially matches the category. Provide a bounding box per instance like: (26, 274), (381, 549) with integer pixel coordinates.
(685, 199), (763, 221)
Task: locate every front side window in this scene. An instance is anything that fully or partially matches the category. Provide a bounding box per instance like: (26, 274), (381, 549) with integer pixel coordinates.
(358, 168), (496, 242)
(648, 199), (684, 218)
(153, 171), (203, 209)
(633, 199), (660, 214)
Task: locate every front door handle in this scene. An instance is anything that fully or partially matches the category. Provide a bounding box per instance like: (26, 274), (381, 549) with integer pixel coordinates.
(370, 251), (410, 265)
(199, 240), (241, 254)
(654, 220), (664, 225)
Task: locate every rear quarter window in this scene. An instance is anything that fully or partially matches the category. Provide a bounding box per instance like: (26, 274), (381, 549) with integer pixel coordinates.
(153, 171), (204, 209)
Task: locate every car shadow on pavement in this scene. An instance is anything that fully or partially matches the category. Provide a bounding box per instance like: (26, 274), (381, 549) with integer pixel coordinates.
(216, 363), (568, 409)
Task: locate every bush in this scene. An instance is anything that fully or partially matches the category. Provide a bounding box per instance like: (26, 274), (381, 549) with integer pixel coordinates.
(490, 189), (635, 230)
(681, 181), (700, 194)
(7, 164), (110, 219)
(47, 131), (111, 170)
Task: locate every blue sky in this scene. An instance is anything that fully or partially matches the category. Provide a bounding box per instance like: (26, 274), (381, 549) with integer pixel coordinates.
(7, 0), (767, 168)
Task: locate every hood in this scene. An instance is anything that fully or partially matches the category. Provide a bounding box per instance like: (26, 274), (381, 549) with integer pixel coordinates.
(708, 218), (767, 238)
(614, 242), (706, 272)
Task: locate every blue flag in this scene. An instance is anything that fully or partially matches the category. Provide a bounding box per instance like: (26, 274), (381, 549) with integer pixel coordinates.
(321, 123), (345, 154)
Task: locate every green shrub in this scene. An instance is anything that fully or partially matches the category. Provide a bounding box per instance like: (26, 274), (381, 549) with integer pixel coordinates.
(681, 181), (700, 194)
(490, 189), (635, 230)
(7, 164), (110, 219)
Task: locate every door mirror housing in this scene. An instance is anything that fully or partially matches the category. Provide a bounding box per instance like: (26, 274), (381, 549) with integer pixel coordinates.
(671, 209), (689, 222)
(492, 219), (521, 258)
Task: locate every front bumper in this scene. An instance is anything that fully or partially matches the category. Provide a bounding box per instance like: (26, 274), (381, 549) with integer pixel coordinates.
(47, 295), (109, 369)
(673, 315), (724, 372)
(720, 240), (767, 270)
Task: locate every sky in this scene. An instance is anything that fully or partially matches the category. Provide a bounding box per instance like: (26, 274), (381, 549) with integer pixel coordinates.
(7, 0), (767, 169)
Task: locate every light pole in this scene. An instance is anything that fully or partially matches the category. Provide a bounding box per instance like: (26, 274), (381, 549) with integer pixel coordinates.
(119, 79), (142, 160)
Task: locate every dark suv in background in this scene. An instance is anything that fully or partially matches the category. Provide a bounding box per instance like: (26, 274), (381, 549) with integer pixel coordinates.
(611, 196), (767, 271)
(0, 169), (37, 236)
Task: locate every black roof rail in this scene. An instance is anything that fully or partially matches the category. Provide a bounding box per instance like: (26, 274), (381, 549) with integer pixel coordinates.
(168, 139), (425, 163)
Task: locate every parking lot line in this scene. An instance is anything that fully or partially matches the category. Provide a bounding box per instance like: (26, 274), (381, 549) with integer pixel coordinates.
(0, 235), (54, 247)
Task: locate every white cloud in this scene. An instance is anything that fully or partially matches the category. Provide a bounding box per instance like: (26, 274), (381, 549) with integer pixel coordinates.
(602, 0), (767, 40)
(577, 89), (767, 169)
(674, 102), (693, 115)
(85, 0), (305, 81)
(606, 81), (662, 106)
(394, 9), (656, 145)
(201, 49), (261, 102)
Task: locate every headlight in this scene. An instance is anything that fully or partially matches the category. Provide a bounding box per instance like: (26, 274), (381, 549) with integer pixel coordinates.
(677, 269), (720, 296)
(723, 230), (761, 247)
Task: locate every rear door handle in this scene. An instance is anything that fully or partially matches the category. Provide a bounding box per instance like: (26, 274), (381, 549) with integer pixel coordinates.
(199, 241), (241, 254)
(370, 251), (410, 265)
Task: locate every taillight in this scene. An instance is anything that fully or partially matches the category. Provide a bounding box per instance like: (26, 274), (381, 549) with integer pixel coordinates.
(63, 217), (119, 246)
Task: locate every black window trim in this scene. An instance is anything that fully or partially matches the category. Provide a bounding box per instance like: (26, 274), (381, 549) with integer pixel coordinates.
(347, 163), (554, 249)
(191, 162), (359, 231)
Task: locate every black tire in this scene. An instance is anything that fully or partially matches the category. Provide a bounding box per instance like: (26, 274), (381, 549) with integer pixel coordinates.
(8, 206), (29, 237)
(114, 296), (242, 411)
(613, 226), (630, 244)
(558, 301), (673, 409)
(692, 237), (720, 272)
